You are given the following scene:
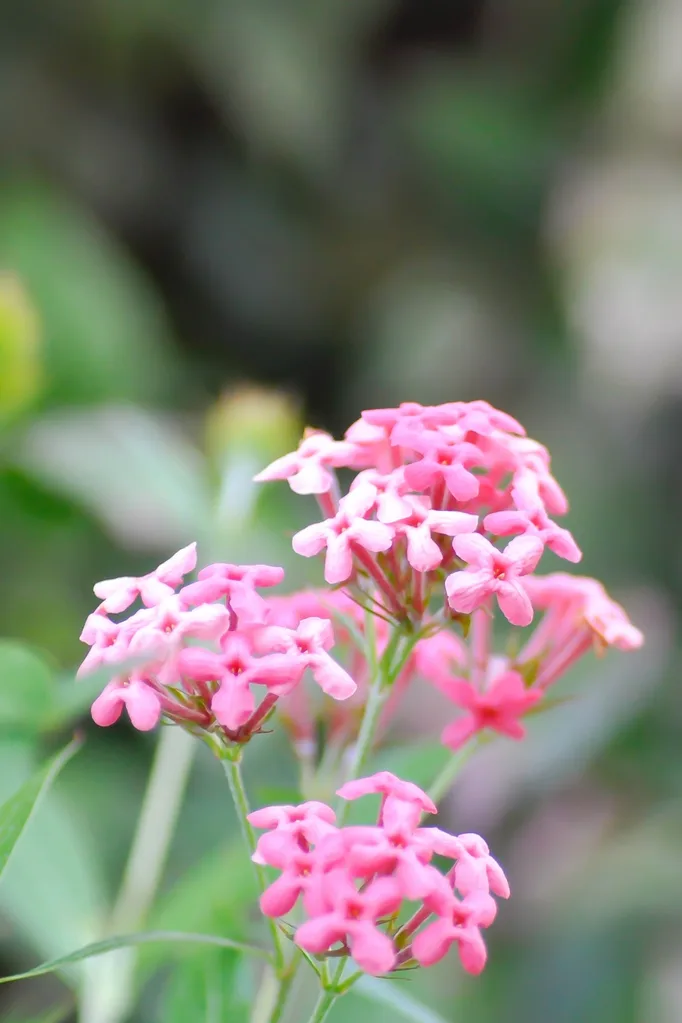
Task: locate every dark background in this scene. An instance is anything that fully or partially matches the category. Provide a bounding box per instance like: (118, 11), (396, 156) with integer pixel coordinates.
(1, 1), (681, 1021)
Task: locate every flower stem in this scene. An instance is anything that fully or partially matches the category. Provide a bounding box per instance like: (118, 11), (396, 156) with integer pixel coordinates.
(427, 742), (478, 807)
(307, 988), (339, 1023)
(80, 727), (196, 1023)
(221, 754), (286, 974)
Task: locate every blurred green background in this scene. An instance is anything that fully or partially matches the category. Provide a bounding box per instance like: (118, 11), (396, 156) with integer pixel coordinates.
(1, 1), (681, 1021)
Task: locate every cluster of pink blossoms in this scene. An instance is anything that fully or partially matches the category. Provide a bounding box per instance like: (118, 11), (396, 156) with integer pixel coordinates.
(249, 771), (509, 976)
(255, 400), (643, 749)
(79, 545), (355, 746)
(78, 398), (644, 985)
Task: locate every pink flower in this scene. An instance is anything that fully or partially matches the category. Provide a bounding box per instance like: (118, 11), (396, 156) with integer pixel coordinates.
(337, 770), (437, 816)
(295, 871), (402, 975)
(453, 834), (510, 899)
(350, 468), (414, 523)
(254, 617), (357, 700)
(180, 563), (284, 626)
(440, 671), (542, 750)
(292, 487), (393, 584)
(484, 475), (582, 563)
(412, 894), (491, 973)
(398, 429), (483, 502)
(446, 534), (545, 626)
(91, 676), (162, 731)
(388, 497), (478, 572)
(253, 429), (357, 494)
(93, 542), (197, 613)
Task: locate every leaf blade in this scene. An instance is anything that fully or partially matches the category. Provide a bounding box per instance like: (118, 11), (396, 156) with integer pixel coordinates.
(0, 930), (270, 985)
(352, 975), (451, 1023)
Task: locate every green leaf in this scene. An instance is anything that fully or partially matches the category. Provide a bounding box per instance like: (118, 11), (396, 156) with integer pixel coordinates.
(161, 949), (251, 1023)
(0, 930), (269, 985)
(0, 737), (81, 880)
(352, 976), (450, 1023)
(0, 641), (55, 731)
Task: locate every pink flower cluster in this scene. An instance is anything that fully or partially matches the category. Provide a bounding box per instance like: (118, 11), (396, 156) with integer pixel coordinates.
(79, 544), (356, 744)
(255, 400), (582, 627)
(249, 771), (508, 976)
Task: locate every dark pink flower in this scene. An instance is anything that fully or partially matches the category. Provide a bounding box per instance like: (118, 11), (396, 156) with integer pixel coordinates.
(446, 534), (544, 626)
(440, 671), (542, 750)
(295, 870), (402, 975)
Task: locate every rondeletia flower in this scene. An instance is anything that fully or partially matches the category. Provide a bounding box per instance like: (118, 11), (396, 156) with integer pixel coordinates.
(78, 546), (356, 751)
(248, 771), (508, 976)
(445, 534), (545, 627)
(257, 399), (584, 627)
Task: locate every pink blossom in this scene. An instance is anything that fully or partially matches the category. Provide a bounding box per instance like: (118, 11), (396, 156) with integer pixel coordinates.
(388, 497), (478, 572)
(412, 894), (490, 973)
(91, 676), (162, 731)
(484, 475), (582, 563)
(398, 429), (483, 502)
(253, 617), (356, 700)
(253, 429), (358, 494)
(295, 870), (401, 975)
(350, 468), (414, 523)
(180, 562), (284, 626)
(446, 534), (545, 627)
(453, 834), (511, 899)
(92, 542), (197, 613)
(292, 486), (393, 584)
(337, 770), (437, 817)
(440, 671), (542, 750)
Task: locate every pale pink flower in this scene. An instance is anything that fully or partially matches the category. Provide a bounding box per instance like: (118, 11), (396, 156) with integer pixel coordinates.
(253, 617), (356, 700)
(180, 563), (284, 626)
(485, 475), (582, 563)
(253, 429), (357, 494)
(93, 542), (197, 613)
(388, 497), (478, 572)
(446, 534), (545, 626)
(398, 429), (482, 502)
(91, 676), (162, 731)
(337, 770), (437, 817)
(295, 870), (402, 975)
(350, 467), (414, 523)
(440, 671), (542, 750)
(292, 486), (393, 584)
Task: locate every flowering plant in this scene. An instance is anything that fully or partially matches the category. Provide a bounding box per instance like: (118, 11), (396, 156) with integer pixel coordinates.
(1, 399), (643, 1023)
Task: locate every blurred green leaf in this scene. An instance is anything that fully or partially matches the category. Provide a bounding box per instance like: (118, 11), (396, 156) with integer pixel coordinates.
(0, 737), (81, 879)
(160, 949), (251, 1023)
(0, 181), (176, 405)
(353, 976), (450, 1023)
(15, 405), (211, 550)
(0, 930), (268, 985)
(0, 273), (43, 421)
(0, 641), (55, 731)
(141, 842), (257, 978)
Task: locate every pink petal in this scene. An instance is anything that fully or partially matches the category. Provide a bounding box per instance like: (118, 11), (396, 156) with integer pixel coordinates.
(503, 535), (544, 574)
(253, 452), (299, 482)
(260, 873), (303, 917)
(405, 524), (442, 572)
(297, 616), (334, 651)
(292, 523), (329, 558)
(348, 922), (396, 975)
(452, 533), (497, 568)
(457, 927), (488, 975)
(308, 653), (357, 700)
(441, 715), (478, 751)
(121, 681), (162, 731)
(324, 535), (354, 584)
(349, 519), (394, 553)
(495, 581), (535, 627)
(290, 461), (334, 495)
(91, 683), (125, 727)
(412, 918), (455, 967)
(156, 542), (198, 584)
(443, 464), (480, 502)
(295, 915), (345, 956)
(427, 511), (479, 537)
(445, 569), (492, 614)
(362, 877), (403, 919)
(211, 677), (255, 729)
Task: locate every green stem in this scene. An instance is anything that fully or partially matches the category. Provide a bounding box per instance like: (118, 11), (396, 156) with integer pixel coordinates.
(80, 728), (196, 1023)
(427, 741), (478, 807)
(221, 755), (286, 974)
(335, 678), (389, 826)
(307, 988), (340, 1023)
